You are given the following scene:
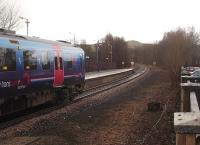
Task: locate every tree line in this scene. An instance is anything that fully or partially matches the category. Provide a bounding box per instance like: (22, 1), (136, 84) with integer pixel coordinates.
(80, 33), (130, 71)
(133, 27), (200, 86)
(81, 28), (200, 86)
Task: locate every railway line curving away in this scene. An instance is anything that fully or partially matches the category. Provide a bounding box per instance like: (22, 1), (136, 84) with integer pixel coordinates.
(0, 66), (178, 145)
(0, 66), (149, 144)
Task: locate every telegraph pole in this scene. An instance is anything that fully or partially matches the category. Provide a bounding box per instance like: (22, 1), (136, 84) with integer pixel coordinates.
(97, 40), (99, 71)
(19, 16), (30, 36)
(69, 32), (76, 46)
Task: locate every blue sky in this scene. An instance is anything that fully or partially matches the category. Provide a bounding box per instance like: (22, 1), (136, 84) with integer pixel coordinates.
(16, 0), (200, 44)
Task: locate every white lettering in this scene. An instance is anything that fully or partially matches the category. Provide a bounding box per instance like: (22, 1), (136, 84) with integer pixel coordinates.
(0, 81), (11, 88)
(17, 85), (26, 89)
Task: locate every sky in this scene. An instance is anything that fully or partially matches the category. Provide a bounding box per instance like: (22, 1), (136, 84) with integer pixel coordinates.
(14, 0), (200, 44)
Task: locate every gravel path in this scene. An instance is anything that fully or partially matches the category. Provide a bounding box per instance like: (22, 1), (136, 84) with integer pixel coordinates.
(0, 67), (178, 145)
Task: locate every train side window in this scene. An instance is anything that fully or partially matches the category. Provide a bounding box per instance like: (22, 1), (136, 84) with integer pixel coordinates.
(54, 57), (58, 70)
(80, 56), (82, 69)
(66, 58), (72, 69)
(23, 50), (37, 70)
(59, 57), (63, 70)
(41, 51), (50, 70)
(0, 47), (16, 72)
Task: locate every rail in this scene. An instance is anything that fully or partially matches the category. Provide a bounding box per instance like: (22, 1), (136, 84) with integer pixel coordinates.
(174, 73), (200, 145)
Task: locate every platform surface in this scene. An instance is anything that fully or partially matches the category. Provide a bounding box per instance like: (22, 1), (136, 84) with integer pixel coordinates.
(85, 68), (133, 80)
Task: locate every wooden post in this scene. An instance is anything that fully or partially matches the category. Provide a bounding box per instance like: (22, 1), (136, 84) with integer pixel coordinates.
(174, 113), (200, 145)
(181, 87), (190, 112)
(186, 134), (196, 145)
(176, 134), (186, 145)
(181, 88), (184, 112)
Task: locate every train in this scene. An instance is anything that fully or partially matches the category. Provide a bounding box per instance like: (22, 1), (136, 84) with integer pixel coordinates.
(0, 29), (85, 117)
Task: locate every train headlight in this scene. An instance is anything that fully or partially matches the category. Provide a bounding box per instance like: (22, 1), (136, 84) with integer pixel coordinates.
(26, 66), (30, 70)
(2, 66), (8, 70)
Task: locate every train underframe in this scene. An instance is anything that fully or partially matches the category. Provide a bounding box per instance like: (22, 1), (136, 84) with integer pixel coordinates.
(0, 83), (85, 117)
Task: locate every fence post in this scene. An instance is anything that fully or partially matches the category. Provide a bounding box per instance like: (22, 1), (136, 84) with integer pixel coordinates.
(186, 134), (196, 145)
(181, 87), (185, 112)
(176, 134), (186, 145)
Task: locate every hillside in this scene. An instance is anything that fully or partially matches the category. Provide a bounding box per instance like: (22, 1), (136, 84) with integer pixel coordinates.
(126, 40), (143, 49)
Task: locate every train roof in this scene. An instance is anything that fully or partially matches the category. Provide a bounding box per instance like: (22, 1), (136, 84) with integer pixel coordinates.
(0, 33), (71, 45)
(0, 29), (83, 51)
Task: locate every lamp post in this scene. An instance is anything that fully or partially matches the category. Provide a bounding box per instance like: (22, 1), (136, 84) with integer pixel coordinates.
(97, 40), (100, 71)
(108, 43), (112, 63)
(85, 55), (90, 72)
(122, 61), (124, 68)
(94, 40), (102, 72)
(19, 16), (30, 36)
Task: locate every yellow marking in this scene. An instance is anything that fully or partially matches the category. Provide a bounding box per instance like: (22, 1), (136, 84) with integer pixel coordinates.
(9, 39), (19, 44)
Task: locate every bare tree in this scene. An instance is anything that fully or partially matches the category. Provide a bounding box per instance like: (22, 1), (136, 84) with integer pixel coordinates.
(79, 39), (97, 71)
(112, 37), (129, 68)
(158, 27), (200, 86)
(80, 39), (87, 50)
(131, 27), (200, 86)
(0, 0), (21, 30)
(102, 34), (129, 68)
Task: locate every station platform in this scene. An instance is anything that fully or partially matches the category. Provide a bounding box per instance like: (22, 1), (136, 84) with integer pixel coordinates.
(85, 69), (133, 80)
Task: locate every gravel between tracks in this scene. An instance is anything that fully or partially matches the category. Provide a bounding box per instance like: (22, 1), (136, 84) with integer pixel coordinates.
(0, 67), (178, 145)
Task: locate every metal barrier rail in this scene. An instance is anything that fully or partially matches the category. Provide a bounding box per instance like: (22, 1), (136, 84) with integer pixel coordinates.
(190, 92), (200, 112)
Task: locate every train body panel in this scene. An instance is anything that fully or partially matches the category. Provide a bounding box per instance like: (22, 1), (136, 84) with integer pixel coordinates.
(0, 33), (85, 116)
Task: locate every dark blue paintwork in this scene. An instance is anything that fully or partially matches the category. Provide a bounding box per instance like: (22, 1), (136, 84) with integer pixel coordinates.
(0, 35), (85, 98)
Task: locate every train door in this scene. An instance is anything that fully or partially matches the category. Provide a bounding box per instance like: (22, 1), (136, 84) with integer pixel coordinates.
(8, 39), (23, 80)
(53, 45), (64, 87)
(16, 46), (23, 79)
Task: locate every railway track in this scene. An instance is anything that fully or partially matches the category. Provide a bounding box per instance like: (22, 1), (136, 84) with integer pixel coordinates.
(0, 67), (147, 131)
(76, 67), (147, 100)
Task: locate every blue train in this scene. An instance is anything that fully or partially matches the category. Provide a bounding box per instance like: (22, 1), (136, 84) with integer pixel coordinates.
(0, 29), (85, 116)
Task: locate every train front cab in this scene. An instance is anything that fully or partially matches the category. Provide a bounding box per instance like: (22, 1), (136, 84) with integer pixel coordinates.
(0, 38), (29, 116)
(0, 38), (55, 116)
(0, 37), (85, 117)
